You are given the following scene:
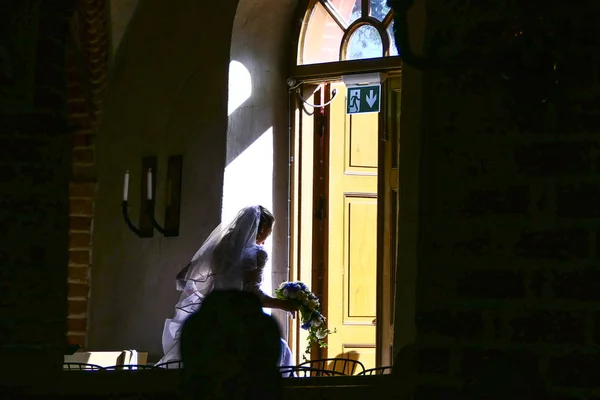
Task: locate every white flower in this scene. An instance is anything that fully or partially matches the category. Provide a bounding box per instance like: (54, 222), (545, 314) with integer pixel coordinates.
(311, 315), (322, 327)
(282, 289), (289, 297)
(308, 299), (318, 310)
(297, 291), (306, 300)
(289, 291), (297, 299)
(302, 298), (309, 306)
(316, 328), (328, 339)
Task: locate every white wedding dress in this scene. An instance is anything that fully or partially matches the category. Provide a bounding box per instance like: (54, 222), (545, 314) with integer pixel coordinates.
(156, 206), (295, 369)
(157, 281), (295, 367)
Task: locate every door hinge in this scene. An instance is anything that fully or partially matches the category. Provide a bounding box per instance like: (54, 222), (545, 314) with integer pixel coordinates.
(381, 127), (388, 142)
(317, 111), (327, 137)
(316, 196), (325, 220)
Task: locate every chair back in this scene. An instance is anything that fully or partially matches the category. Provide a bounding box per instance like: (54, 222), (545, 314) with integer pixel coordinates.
(358, 366), (392, 375)
(63, 362), (105, 371)
(154, 360), (183, 369)
(104, 364), (158, 371)
(298, 358), (365, 375)
(279, 365), (345, 378)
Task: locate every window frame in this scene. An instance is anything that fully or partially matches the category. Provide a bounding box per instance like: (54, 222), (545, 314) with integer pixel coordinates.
(297, 0), (398, 67)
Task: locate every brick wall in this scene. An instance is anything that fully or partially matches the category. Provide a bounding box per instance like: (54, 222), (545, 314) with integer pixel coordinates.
(65, 0), (109, 348)
(410, 1), (600, 398)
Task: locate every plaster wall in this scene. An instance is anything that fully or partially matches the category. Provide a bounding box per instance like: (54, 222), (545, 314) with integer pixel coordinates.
(89, 0), (238, 360)
(109, 0), (139, 60)
(90, 0), (297, 360)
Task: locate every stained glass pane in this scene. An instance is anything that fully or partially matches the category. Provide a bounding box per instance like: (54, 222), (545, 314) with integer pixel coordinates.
(387, 23), (399, 56)
(325, 0), (362, 27)
(370, 0), (391, 21)
(301, 2), (345, 65)
(346, 25), (384, 60)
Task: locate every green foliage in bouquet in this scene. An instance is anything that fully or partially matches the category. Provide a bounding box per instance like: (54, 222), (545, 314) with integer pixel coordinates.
(275, 281), (336, 360)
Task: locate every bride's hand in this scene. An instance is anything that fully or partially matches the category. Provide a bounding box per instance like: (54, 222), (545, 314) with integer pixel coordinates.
(280, 299), (299, 313)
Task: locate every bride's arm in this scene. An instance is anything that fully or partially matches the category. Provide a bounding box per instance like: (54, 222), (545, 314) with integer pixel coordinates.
(242, 266), (298, 312)
(258, 292), (298, 313)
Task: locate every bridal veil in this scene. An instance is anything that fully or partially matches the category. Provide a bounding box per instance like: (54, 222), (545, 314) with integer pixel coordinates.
(174, 205), (261, 314)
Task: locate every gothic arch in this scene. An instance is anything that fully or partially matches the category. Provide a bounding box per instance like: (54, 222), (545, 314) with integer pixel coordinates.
(297, 0), (399, 65)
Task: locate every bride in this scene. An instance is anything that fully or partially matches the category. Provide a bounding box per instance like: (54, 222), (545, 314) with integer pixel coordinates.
(157, 205), (298, 366)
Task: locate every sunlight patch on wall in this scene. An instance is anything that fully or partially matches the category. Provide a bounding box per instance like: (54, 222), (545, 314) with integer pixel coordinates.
(227, 60), (252, 116)
(222, 127), (274, 313)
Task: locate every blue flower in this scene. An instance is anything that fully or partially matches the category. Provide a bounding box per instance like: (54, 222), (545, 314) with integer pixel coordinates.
(301, 321), (312, 330)
(285, 283), (299, 292)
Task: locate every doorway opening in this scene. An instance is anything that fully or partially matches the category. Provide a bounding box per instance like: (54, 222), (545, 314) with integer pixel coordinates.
(288, 75), (402, 371)
(286, 0), (405, 373)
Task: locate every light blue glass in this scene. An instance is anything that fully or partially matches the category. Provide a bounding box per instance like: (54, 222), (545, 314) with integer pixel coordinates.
(388, 23), (399, 56)
(349, 0), (362, 25)
(370, 0), (391, 21)
(347, 24), (384, 60)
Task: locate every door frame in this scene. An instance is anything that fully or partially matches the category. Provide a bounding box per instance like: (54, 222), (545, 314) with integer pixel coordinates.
(288, 69), (401, 366)
(310, 85), (331, 361)
(376, 72), (402, 368)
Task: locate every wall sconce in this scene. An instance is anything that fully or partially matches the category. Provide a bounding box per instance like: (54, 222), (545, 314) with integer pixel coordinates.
(121, 155), (183, 238)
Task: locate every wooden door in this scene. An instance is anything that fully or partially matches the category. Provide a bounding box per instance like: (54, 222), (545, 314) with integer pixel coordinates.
(326, 82), (378, 371)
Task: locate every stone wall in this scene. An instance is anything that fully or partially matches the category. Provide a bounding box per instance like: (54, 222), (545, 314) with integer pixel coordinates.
(0, 0), (75, 372)
(412, 0), (600, 397)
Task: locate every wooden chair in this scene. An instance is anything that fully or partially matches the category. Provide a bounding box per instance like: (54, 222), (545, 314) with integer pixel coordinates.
(63, 362), (105, 371)
(298, 358), (365, 375)
(358, 366), (392, 375)
(280, 365), (345, 378)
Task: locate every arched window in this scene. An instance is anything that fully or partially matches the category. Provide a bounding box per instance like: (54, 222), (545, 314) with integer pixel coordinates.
(298, 0), (398, 65)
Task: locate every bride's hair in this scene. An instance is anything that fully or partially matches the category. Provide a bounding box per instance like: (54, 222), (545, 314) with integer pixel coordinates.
(258, 205), (275, 233)
(209, 206), (272, 286)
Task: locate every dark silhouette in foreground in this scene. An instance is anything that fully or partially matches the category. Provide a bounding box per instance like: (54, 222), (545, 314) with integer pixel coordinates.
(180, 290), (283, 400)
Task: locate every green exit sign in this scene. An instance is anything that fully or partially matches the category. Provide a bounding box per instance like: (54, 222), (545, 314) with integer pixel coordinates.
(346, 84), (381, 115)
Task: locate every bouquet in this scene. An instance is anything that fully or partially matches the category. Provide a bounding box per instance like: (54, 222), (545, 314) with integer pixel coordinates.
(275, 281), (336, 360)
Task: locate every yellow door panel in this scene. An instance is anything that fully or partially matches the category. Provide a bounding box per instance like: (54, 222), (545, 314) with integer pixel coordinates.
(327, 82), (378, 372)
